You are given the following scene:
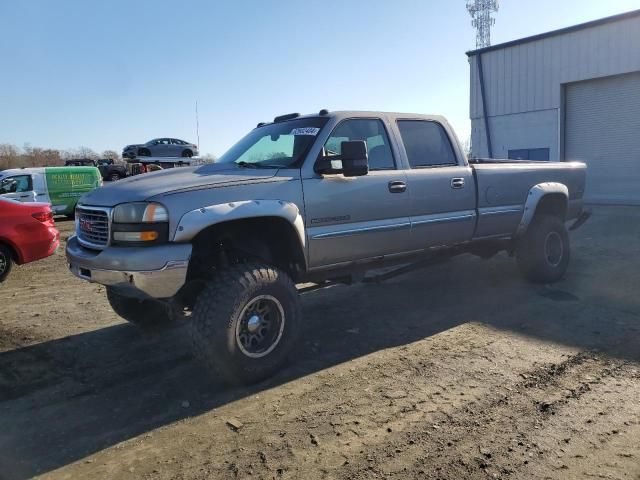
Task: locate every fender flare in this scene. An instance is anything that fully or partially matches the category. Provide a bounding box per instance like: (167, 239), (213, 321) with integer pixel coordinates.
(515, 182), (568, 236)
(172, 200), (306, 252)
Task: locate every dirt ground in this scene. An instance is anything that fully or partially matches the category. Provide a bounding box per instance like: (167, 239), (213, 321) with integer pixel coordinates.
(1, 206), (639, 480)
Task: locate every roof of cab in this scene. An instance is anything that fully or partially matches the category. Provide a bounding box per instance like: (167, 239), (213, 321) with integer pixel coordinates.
(257, 110), (447, 127)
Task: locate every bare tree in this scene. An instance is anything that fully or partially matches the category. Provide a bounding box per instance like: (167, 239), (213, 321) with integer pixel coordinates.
(101, 150), (122, 162)
(62, 146), (99, 160)
(23, 144), (62, 167)
(0, 144), (20, 170)
(200, 153), (217, 164)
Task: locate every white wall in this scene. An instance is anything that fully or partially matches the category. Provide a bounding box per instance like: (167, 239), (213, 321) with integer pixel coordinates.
(471, 109), (559, 160)
(469, 13), (640, 158)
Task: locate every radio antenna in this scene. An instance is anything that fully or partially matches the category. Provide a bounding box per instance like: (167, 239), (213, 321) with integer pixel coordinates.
(467, 0), (499, 48)
(195, 100), (200, 150)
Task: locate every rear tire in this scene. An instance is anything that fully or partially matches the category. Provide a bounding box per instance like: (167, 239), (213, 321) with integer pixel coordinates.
(190, 263), (301, 385)
(106, 287), (173, 330)
(516, 214), (570, 283)
(109, 173), (121, 181)
(0, 244), (13, 283)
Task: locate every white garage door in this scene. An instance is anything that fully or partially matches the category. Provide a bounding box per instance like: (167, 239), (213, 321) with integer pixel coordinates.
(565, 72), (640, 205)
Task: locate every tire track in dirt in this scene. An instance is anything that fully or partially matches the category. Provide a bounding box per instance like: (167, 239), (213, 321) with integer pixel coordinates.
(47, 324), (587, 480)
(338, 352), (638, 479)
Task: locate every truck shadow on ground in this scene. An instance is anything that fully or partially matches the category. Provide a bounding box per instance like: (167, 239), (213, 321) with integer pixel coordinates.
(1, 208), (639, 479)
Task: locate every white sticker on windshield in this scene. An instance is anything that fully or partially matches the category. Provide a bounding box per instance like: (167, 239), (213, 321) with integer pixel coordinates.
(290, 127), (320, 136)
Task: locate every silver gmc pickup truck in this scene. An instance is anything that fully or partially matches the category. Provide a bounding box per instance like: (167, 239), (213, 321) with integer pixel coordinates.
(67, 110), (588, 384)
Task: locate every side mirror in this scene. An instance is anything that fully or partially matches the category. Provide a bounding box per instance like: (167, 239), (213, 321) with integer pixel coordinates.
(315, 140), (369, 177)
(340, 140), (369, 177)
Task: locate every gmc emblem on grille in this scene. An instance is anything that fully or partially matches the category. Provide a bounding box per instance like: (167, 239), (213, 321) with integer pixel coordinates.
(79, 218), (94, 232)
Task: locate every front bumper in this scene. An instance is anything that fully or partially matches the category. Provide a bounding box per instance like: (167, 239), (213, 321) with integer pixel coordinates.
(66, 235), (192, 299)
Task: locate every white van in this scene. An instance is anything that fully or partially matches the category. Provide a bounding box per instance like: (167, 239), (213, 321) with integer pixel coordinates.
(0, 166), (102, 216)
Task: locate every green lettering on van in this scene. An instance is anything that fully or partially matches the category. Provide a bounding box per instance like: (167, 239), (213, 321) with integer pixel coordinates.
(44, 167), (102, 215)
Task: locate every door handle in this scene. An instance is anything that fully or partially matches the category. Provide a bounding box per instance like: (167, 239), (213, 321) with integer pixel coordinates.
(19, 194), (31, 198)
(388, 180), (407, 193)
(451, 177), (465, 189)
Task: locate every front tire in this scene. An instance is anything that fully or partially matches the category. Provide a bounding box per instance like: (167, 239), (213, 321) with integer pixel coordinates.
(516, 214), (570, 283)
(0, 244), (13, 283)
(109, 173), (121, 181)
(181, 149), (193, 158)
(190, 263), (301, 385)
(106, 287), (173, 329)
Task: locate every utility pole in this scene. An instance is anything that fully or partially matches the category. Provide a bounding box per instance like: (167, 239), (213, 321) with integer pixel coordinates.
(467, 0), (499, 48)
(195, 101), (200, 150)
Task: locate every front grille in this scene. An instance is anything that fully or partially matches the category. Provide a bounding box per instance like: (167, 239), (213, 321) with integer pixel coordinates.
(77, 207), (110, 249)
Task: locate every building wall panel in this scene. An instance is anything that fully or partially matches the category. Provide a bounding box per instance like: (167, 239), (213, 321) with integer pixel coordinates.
(470, 14), (640, 158)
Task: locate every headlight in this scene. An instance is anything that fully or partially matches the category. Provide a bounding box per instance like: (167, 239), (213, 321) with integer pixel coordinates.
(112, 202), (169, 245)
(113, 202), (168, 223)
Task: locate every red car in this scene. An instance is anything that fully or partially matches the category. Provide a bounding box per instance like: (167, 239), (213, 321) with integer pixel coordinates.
(0, 198), (60, 282)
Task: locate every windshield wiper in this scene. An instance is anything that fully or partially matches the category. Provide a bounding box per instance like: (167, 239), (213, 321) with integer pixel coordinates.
(236, 161), (285, 169)
(236, 161), (260, 169)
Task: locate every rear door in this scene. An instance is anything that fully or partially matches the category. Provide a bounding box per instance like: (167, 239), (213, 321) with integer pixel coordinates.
(395, 119), (476, 249)
(303, 118), (411, 267)
(31, 172), (50, 203)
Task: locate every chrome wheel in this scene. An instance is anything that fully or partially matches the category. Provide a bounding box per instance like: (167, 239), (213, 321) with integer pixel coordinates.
(544, 231), (564, 267)
(235, 295), (285, 358)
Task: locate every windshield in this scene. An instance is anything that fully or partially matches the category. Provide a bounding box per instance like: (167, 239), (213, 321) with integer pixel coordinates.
(217, 117), (328, 168)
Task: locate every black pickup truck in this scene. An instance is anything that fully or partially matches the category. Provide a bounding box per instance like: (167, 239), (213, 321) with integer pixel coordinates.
(64, 159), (127, 181)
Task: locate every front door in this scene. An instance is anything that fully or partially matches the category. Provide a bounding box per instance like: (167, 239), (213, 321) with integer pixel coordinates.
(168, 139), (182, 156)
(395, 120), (476, 249)
(303, 118), (411, 267)
(0, 174), (36, 202)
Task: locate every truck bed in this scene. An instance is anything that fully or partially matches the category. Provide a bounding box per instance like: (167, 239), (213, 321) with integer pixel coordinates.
(471, 160), (587, 238)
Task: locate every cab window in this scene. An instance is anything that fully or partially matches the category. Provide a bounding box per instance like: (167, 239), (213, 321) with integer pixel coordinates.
(324, 119), (395, 171)
(397, 120), (457, 168)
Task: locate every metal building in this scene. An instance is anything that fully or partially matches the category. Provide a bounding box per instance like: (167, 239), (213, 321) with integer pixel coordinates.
(468, 9), (640, 204)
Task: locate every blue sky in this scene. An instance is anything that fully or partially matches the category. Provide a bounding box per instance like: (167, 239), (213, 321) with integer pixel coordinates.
(1, 0), (638, 156)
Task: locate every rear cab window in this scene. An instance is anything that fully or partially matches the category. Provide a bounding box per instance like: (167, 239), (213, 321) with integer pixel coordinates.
(397, 120), (458, 168)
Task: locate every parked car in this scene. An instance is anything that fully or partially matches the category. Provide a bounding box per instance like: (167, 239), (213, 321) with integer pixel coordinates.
(96, 159), (127, 181)
(0, 166), (102, 217)
(64, 159), (128, 181)
(67, 110), (588, 385)
(0, 197), (60, 282)
(122, 138), (199, 159)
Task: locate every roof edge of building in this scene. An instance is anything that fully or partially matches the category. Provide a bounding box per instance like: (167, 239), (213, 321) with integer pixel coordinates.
(466, 8), (640, 57)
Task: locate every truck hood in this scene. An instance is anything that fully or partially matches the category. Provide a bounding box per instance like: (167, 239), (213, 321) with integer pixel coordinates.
(80, 163), (279, 206)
